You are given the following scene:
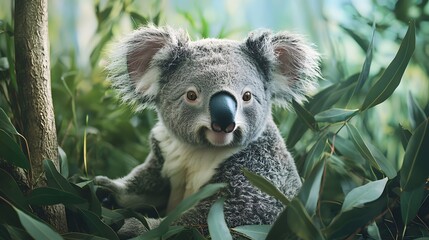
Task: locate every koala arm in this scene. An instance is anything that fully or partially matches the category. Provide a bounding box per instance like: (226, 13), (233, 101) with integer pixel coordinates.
(94, 138), (170, 211)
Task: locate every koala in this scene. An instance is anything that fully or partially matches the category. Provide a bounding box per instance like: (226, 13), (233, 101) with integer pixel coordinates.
(95, 25), (320, 238)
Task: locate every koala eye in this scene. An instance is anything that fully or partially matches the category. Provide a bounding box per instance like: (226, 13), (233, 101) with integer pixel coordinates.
(242, 91), (252, 101)
(186, 90), (198, 101)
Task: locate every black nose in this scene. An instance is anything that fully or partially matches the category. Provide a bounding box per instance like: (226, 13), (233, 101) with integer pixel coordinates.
(209, 91), (237, 133)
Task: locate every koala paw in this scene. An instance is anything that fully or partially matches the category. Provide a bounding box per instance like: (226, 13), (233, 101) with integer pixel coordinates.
(94, 176), (125, 209)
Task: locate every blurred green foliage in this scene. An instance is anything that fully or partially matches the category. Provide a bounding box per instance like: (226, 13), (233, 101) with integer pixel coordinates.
(0, 0), (428, 239)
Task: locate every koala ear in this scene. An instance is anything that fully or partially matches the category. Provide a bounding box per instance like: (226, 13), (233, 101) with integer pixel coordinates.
(106, 25), (189, 110)
(245, 30), (320, 108)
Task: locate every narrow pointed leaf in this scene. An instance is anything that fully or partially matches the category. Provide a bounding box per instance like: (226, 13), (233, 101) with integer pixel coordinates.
(303, 134), (327, 178)
(401, 185), (424, 225)
(0, 168), (30, 211)
(0, 130), (29, 169)
(292, 100), (318, 131)
(286, 199), (325, 240)
(58, 146), (69, 178)
(401, 118), (429, 191)
(0, 108), (18, 135)
(232, 225), (271, 240)
(140, 183), (226, 239)
(407, 92), (427, 129)
(346, 124), (381, 171)
(299, 160), (324, 217)
(243, 169), (290, 205)
(27, 187), (86, 206)
(14, 206), (63, 240)
(77, 208), (118, 240)
(44, 160), (79, 195)
(208, 198), (232, 240)
(399, 124), (412, 149)
(361, 21), (415, 111)
(315, 108), (358, 123)
(342, 178), (388, 212)
(355, 23), (375, 93)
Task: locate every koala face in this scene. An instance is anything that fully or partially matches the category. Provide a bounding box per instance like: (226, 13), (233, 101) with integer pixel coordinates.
(106, 25), (320, 147)
(157, 39), (271, 147)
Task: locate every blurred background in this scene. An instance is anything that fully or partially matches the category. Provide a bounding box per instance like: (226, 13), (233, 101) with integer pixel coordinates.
(1, 0), (428, 179)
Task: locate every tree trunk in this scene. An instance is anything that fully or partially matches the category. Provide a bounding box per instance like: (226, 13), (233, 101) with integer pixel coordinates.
(14, 0), (68, 233)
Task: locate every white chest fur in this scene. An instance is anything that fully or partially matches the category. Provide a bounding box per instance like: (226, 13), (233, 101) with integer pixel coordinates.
(152, 123), (241, 212)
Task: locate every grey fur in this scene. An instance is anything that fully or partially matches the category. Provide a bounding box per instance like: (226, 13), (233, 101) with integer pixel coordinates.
(95, 25), (320, 238)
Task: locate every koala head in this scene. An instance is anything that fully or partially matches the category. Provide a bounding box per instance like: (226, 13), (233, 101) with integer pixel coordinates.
(107, 25), (320, 147)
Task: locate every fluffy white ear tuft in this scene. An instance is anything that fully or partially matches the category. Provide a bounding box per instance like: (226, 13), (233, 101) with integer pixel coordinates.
(106, 25), (189, 111)
(245, 30), (321, 108)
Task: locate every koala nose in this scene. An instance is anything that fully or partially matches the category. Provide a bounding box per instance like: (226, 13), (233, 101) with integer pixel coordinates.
(209, 91), (237, 133)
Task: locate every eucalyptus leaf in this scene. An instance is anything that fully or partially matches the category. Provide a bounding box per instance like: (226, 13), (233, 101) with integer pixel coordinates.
(58, 146), (69, 178)
(314, 108), (358, 123)
(208, 198), (232, 240)
(299, 160), (324, 217)
(242, 169), (290, 205)
(302, 134), (327, 178)
(407, 92), (427, 129)
(26, 187), (86, 206)
(232, 225), (270, 240)
(62, 232), (109, 240)
(286, 198), (325, 240)
(401, 118), (429, 191)
(138, 183), (226, 239)
(360, 21), (415, 111)
(44, 160), (79, 196)
(326, 193), (387, 239)
(346, 124), (381, 171)
(0, 129), (29, 170)
(401, 185), (424, 225)
(0, 168), (30, 212)
(292, 100), (318, 131)
(77, 208), (119, 240)
(14, 206), (63, 240)
(399, 124), (412, 150)
(367, 221), (381, 240)
(341, 178), (388, 212)
(0, 107), (18, 135)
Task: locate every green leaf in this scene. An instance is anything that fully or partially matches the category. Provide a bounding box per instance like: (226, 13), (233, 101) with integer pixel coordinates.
(44, 160), (79, 195)
(14, 206), (63, 240)
(162, 226), (187, 239)
(401, 185), (424, 225)
(62, 232), (109, 240)
(286, 199), (324, 240)
(3, 225), (31, 240)
(299, 160), (325, 217)
(242, 169), (290, 205)
(0, 130), (29, 170)
(0, 107), (18, 135)
(401, 118), (429, 191)
(302, 134), (327, 178)
(232, 225), (270, 240)
(354, 23), (375, 93)
(346, 124), (396, 179)
(266, 208), (295, 239)
(58, 146), (69, 178)
(77, 208), (118, 240)
(325, 193), (387, 239)
(129, 11), (148, 29)
(360, 21), (415, 111)
(366, 143), (397, 179)
(341, 178), (388, 212)
(407, 92), (427, 129)
(399, 124), (412, 150)
(101, 207), (125, 228)
(292, 100), (318, 131)
(208, 198), (232, 240)
(314, 108), (358, 123)
(0, 168), (30, 211)
(367, 222), (381, 240)
(139, 183), (226, 239)
(27, 187), (86, 206)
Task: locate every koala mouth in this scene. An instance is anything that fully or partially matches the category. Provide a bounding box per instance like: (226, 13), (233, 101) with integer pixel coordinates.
(204, 128), (235, 147)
